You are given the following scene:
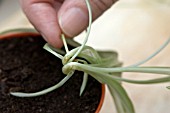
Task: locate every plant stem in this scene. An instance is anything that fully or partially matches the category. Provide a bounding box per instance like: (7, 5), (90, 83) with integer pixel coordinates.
(61, 34), (69, 53)
(68, 0), (92, 63)
(127, 37), (170, 67)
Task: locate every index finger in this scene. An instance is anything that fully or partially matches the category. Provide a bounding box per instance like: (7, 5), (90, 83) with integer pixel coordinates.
(20, 0), (63, 48)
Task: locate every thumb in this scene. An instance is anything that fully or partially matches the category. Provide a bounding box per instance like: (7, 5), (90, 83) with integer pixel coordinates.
(58, 0), (117, 37)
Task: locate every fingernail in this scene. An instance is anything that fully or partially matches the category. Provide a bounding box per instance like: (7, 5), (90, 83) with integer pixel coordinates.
(59, 8), (88, 37)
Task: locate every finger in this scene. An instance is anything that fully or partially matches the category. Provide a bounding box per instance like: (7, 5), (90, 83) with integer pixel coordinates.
(58, 0), (118, 37)
(20, 0), (63, 48)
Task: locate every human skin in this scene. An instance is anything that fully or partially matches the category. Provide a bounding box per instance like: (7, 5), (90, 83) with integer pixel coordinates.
(19, 0), (117, 48)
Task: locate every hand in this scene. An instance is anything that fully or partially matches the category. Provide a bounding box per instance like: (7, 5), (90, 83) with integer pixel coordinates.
(20, 0), (117, 48)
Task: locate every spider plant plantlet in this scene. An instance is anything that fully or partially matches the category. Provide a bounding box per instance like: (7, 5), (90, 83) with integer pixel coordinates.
(10, 0), (170, 113)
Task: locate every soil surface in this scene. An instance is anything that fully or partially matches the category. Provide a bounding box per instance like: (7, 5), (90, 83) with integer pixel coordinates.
(0, 35), (101, 113)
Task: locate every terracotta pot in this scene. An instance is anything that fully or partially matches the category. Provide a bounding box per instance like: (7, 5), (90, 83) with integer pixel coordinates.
(0, 32), (105, 113)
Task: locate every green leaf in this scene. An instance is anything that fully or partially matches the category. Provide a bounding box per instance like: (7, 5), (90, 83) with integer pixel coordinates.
(108, 81), (135, 113)
(43, 44), (64, 60)
(78, 64), (170, 75)
(95, 50), (122, 68)
(66, 39), (81, 47)
(127, 37), (170, 67)
(166, 86), (170, 89)
(0, 28), (37, 35)
(85, 71), (134, 113)
(80, 73), (88, 96)
(95, 73), (135, 113)
(10, 72), (74, 97)
(97, 50), (118, 58)
(77, 64), (170, 84)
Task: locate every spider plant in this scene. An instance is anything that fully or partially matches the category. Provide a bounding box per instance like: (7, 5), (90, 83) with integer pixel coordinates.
(2, 0), (170, 113)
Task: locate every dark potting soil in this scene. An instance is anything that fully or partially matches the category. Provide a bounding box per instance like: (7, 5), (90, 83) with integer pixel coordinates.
(0, 35), (102, 113)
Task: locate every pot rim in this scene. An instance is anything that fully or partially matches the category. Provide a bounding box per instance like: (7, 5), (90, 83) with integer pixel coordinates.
(0, 32), (106, 113)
